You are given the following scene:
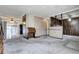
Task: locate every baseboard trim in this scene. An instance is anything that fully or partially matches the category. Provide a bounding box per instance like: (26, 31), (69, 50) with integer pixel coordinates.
(35, 35), (47, 38)
(48, 35), (63, 39)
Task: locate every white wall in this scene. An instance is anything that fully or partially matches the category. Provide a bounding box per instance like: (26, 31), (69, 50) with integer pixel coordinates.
(26, 15), (35, 27)
(34, 16), (47, 36)
(26, 15), (47, 36)
(46, 18), (51, 35)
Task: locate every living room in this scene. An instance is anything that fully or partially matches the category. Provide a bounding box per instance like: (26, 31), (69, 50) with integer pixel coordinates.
(0, 5), (79, 54)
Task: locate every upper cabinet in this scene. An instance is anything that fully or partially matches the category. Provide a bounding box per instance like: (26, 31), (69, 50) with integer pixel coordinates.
(50, 17), (63, 26)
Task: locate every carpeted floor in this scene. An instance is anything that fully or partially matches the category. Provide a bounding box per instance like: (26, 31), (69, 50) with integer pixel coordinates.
(3, 36), (79, 54)
(0, 36), (3, 54)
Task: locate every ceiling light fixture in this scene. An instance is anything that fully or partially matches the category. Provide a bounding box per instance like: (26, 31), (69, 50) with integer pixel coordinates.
(68, 18), (71, 21)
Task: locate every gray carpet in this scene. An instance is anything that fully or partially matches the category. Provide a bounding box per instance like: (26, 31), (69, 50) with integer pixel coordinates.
(3, 36), (79, 54)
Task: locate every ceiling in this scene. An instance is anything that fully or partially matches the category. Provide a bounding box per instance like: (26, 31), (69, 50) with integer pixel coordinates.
(0, 5), (79, 18)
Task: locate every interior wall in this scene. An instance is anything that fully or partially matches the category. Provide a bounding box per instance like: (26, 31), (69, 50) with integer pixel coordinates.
(50, 16), (79, 36)
(44, 18), (51, 35)
(4, 18), (22, 39)
(26, 15), (35, 27)
(50, 17), (62, 26)
(63, 17), (79, 36)
(26, 15), (47, 36)
(2, 21), (6, 40)
(34, 16), (47, 36)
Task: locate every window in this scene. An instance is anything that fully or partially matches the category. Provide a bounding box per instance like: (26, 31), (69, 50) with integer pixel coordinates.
(6, 23), (19, 39)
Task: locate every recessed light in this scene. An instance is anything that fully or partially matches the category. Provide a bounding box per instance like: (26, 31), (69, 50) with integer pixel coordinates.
(68, 18), (71, 21)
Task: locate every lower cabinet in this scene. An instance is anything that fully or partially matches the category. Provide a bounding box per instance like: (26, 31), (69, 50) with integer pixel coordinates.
(49, 26), (63, 38)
